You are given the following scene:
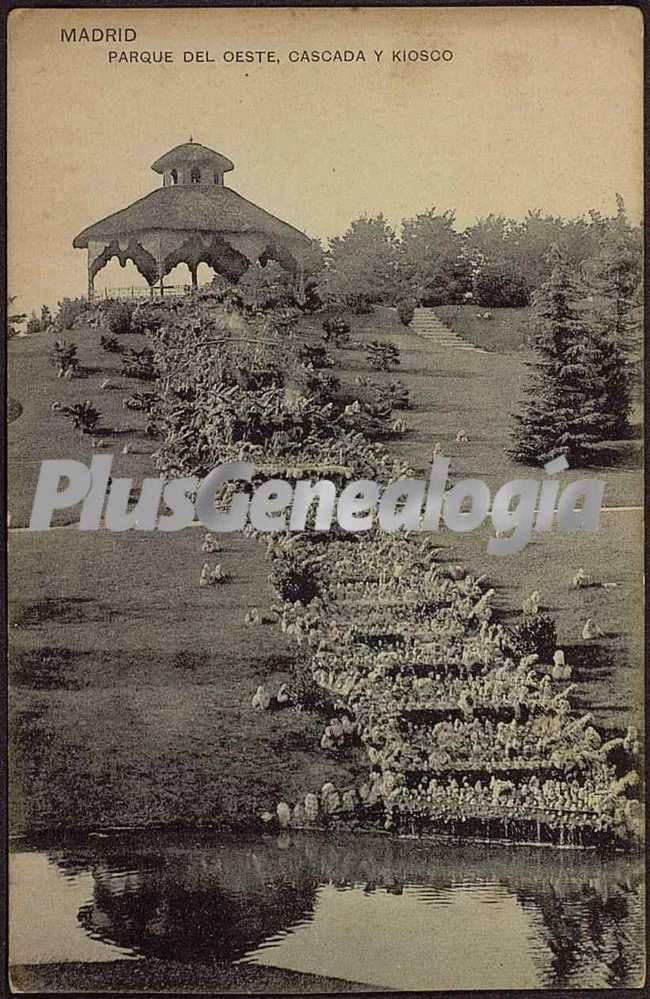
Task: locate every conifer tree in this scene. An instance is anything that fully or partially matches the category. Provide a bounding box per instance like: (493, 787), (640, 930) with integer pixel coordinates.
(510, 252), (610, 466)
(582, 195), (641, 440)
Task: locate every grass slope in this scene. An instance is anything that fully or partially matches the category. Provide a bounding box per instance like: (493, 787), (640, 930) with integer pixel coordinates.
(432, 303), (532, 353)
(7, 305), (643, 833)
(10, 961), (373, 993)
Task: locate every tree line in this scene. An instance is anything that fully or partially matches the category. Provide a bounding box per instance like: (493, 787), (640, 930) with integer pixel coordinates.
(230, 195), (641, 321)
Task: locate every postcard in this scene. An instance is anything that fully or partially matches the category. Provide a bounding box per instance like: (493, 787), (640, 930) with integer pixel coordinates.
(6, 5), (644, 993)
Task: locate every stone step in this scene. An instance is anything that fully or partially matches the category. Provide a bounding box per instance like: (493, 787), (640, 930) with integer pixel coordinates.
(419, 335), (467, 343)
(412, 308), (484, 352)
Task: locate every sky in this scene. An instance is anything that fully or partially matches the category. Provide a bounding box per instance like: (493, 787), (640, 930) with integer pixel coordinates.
(8, 6), (643, 312)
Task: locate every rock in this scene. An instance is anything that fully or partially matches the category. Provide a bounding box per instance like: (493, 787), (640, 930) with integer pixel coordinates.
(202, 532), (221, 553)
(341, 716), (356, 736)
(320, 729), (337, 752)
(582, 617), (605, 640)
(324, 791), (341, 814)
(329, 718), (344, 740)
(292, 802), (306, 827)
(276, 802), (291, 828)
(321, 782), (336, 800)
(342, 789), (358, 812)
(252, 685), (271, 710)
(522, 590), (540, 616)
(304, 793), (319, 822)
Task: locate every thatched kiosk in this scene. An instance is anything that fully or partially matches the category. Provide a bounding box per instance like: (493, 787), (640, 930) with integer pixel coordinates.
(73, 139), (311, 298)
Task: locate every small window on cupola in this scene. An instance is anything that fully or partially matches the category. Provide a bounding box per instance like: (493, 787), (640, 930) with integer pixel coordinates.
(190, 167), (201, 184)
(170, 169), (178, 185)
(214, 173), (222, 186)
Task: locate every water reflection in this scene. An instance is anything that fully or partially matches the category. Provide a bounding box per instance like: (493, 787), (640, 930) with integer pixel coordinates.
(10, 833), (644, 990)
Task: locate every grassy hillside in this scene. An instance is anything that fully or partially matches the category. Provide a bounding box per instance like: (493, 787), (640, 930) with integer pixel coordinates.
(432, 304), (531, 353)
(7, 303), (643, 832)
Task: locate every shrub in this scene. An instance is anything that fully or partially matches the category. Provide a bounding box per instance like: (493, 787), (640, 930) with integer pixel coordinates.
(294, 367), (340, 404)
(322, 317), (351, 346)
(397, 298), (416, 326)
(99, 334), (124, 354)
(363, 396), (393, 421)
(267, 307), (301, 336)
(205, 280), (245, 311)
(56, 297), (88, 331)
(123, 390), (161, 412)
(347, 293), (374, 315)
(511, 612), (557, 663)
(49, 339), (79, 378)
(121, 347), (158, 381)
(108, 300), (134, 336)
(268, 554), (320, 604)
(26, 312), (44, 335)
(366, 340), (400, 371)
(296, 344), (333, 369)
(301, 280), (322, 314)
(57, 400), (101, 434)
(289, 658), (334, 713)
(379, 379), (411, 409)
(237, 260), (297, 310)
(473, 265), (530, 308)
(131, 303), (165, 335)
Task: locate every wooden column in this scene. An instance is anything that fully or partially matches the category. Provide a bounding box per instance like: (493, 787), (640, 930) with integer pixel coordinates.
(87, 249), (95, 301)
(156, 233), (164, 298)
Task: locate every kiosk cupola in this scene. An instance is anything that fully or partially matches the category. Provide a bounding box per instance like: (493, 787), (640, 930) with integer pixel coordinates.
(151, 138), (235, 188)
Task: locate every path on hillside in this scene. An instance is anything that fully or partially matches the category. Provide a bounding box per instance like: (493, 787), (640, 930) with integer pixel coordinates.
(412, 307), (488, 352)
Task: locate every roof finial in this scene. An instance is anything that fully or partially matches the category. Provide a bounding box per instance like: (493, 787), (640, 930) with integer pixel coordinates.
(189, 134), (194, 143)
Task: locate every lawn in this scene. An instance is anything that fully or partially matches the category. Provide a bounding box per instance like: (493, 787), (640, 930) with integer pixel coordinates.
(11, 960), (372, 994)
(432, 303), (532, 353)
(8, 527), (368, 832)
(303, 308), (643, 733)
(7, 304), (644, 833)
(296, 307), (643, 508)
(7, 327), (158, 528)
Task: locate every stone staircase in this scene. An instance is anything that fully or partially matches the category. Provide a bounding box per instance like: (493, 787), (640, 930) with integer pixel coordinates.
(411, 308), (487, 352)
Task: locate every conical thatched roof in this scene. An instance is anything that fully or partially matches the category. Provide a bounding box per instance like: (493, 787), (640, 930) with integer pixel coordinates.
(151, 141), (234, 175)
(73, 186), (309, 248)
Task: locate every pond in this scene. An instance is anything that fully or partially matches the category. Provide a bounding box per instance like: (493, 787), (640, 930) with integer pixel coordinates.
(9, 832), (644, 992)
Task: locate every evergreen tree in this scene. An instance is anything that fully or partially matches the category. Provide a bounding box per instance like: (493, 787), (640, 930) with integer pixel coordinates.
(510, 252), (611, 466)
(582, 195), (641, 439)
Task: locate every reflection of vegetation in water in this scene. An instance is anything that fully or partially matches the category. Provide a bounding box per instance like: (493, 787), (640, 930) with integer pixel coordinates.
(75, 849), (320, 962)
(526, 879), (644, 988)
(46, 834), (643, 985)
